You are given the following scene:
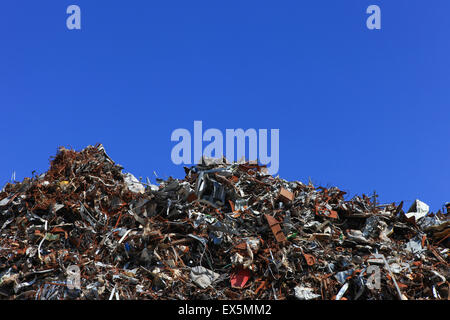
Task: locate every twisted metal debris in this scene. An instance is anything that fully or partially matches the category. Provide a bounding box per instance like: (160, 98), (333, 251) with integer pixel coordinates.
(0, 145), (448, 300)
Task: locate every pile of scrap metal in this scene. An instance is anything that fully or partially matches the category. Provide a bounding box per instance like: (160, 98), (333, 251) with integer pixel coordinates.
(0, 145), (448, 300)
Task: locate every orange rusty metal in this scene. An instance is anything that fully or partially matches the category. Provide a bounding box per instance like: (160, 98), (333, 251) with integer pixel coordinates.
(279, 188), (294, 203)
(303, 253), (316, 266)
(265, 214), (286, 243)
(229, 200), (236, 212)
(234, 242), (247, 250)
(230, 176), (239, 183)
(187, 192), (198, 203)
(254, 280), (268, 295)
(314, 204), (339, 219)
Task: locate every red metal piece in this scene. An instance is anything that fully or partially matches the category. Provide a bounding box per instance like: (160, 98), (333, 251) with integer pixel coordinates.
(230, 267), (251, 289)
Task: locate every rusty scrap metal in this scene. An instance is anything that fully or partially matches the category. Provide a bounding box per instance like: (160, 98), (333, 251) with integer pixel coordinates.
(0, 144), (448, 300)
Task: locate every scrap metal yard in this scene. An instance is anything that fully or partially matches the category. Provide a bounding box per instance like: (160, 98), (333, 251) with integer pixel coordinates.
(0, 145), (448, 300)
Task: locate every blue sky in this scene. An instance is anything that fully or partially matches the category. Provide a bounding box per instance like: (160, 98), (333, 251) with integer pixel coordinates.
(1, 1), (449, 212)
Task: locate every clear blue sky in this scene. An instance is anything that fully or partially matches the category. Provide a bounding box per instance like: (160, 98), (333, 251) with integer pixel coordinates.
(1, 1), (449, 212)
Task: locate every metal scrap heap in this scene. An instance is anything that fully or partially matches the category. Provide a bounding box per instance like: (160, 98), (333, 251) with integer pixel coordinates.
(0, 145), (448, 300)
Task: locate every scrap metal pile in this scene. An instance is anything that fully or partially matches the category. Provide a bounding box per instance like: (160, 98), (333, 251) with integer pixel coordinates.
(0, 145), (448, 300)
